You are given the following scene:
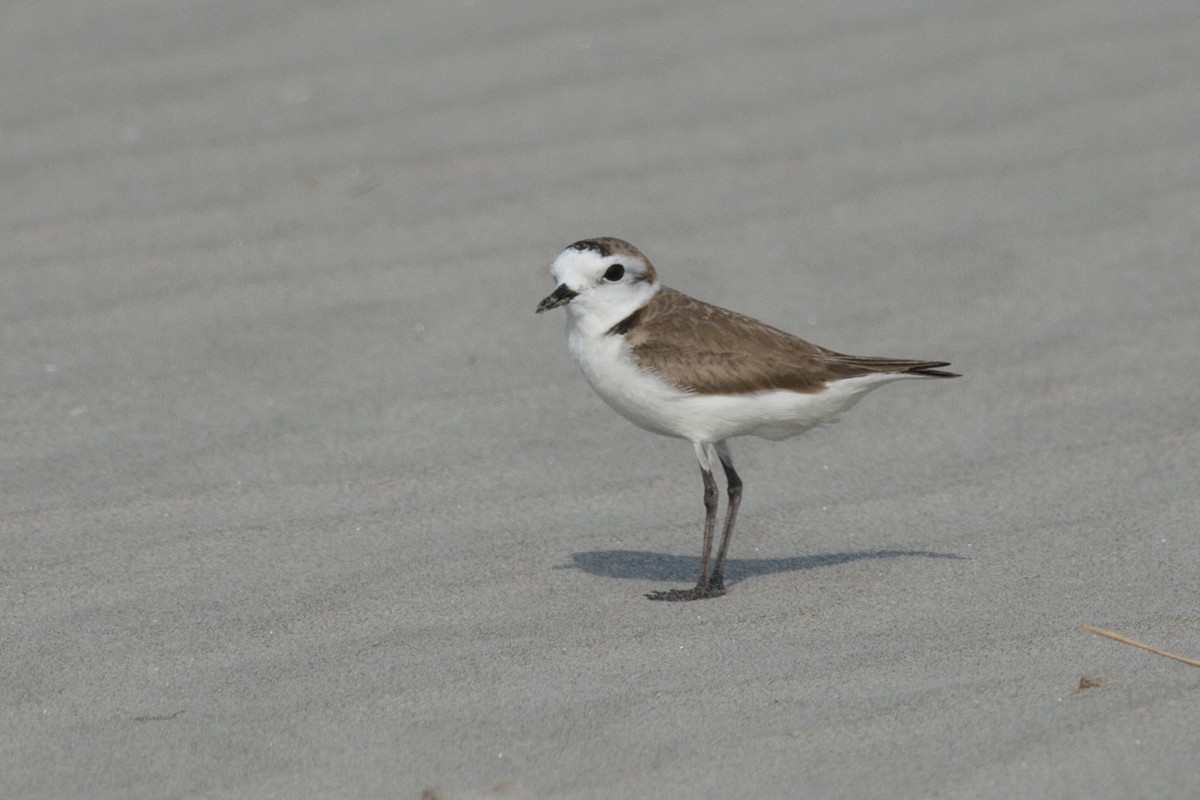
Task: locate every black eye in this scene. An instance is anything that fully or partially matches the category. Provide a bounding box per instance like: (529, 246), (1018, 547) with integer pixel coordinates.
(603, 264), (625, 282)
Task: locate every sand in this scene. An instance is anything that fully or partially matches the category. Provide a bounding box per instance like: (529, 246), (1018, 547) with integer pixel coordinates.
(4, 1), (1199, 797)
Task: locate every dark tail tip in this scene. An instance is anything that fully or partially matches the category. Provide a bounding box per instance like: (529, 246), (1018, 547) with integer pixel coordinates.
(908, 363), (959, 378)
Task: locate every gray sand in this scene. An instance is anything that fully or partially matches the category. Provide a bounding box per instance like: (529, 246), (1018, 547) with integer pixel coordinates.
(4, 1), (1199, 798)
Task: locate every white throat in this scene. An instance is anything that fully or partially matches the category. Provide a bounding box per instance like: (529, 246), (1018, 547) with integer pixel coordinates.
(564, 280), (661, 339)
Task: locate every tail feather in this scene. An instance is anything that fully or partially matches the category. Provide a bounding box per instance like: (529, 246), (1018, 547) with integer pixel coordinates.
(830, 354), (960, 379)
(904, 363), (959, 378)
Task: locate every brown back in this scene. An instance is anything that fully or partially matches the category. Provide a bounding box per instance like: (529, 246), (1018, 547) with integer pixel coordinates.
(612, 287), (957, 395)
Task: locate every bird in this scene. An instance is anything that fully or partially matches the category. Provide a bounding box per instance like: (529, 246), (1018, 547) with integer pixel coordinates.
(536, 237), (958, 601)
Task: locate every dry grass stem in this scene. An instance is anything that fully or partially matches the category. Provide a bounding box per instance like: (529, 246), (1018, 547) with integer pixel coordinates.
(1079, 623), (1200, 668)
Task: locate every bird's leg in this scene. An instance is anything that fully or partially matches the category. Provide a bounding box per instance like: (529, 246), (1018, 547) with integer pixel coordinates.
(646, 442), (724, 601)
(708, 440), (742, 594)
(695, 457), (720, 590)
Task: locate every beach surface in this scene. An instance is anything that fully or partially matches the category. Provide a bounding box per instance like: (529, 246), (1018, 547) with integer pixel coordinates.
(4, 1), (1199, 797)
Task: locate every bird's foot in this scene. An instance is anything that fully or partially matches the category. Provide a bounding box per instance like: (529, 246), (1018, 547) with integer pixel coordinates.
(645, 583), (726, 602)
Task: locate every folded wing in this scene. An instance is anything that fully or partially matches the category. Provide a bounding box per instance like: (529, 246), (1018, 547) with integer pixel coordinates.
(618, 288), (958, 395)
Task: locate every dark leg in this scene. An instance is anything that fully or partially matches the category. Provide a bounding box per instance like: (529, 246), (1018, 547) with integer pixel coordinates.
(646, 442), (725, 601)
(708, 440), (742, 593)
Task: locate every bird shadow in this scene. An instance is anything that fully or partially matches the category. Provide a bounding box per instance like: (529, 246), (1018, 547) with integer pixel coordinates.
(559, 548), (965, 588)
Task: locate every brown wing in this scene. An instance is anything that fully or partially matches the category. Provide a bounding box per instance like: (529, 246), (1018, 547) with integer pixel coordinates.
(616, 287), (957, 395)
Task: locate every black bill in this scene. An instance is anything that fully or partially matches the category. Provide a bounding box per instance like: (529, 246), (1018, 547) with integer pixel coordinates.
(536, 284), (579, 314)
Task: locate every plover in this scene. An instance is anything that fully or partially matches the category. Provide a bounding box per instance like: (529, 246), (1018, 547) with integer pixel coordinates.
(537, 237), (958, 601)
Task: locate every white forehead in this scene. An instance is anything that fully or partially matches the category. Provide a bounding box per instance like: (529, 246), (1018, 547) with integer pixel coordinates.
(550, 246), (618, 285)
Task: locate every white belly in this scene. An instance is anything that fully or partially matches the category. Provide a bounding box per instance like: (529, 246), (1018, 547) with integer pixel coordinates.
(566, 326), (910, 444)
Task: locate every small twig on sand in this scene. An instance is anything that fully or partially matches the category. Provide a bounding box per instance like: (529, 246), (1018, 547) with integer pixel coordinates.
(1079, 624), (1200, 668)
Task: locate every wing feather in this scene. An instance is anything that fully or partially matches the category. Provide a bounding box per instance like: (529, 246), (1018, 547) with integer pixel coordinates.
(618, 288), (957, 395)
